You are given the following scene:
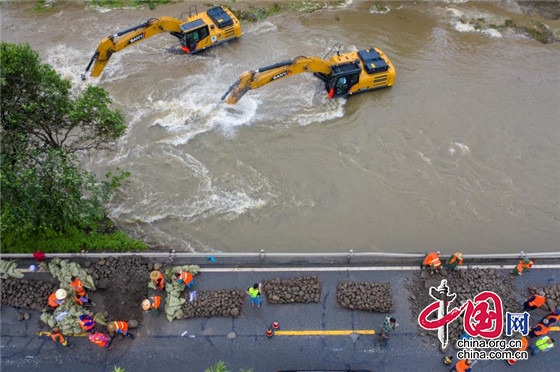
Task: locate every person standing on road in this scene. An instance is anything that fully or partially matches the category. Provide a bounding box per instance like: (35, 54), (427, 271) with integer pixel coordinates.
(530, 336), (554, 355)
(523, 291), (546, 311)
(247, 283), (262, 308)
(379, 316), (399, 340)
(450, 359), (473, 372)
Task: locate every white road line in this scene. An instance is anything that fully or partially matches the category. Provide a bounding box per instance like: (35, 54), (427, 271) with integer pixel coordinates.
(198, 264), (560, 273)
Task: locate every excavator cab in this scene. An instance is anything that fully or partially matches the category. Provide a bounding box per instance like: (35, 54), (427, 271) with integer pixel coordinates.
(180, 20), (210, 53)
(325, 62), (361, 98)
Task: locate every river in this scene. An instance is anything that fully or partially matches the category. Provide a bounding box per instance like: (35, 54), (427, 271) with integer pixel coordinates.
(2, 1), (559, 254)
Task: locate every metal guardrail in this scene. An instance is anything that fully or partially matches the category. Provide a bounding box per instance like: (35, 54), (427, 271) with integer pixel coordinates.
(2, 250), (559, 260)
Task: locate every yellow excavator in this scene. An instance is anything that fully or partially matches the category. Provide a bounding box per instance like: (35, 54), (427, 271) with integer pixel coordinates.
(82, 5), (241, 80)
(221, 46), (396, 104)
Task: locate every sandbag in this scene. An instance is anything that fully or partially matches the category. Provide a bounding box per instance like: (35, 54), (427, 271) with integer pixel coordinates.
(0, 260), (24, 279)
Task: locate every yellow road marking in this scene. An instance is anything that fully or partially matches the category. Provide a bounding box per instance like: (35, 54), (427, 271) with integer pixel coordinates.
(273, 329), (375, 336)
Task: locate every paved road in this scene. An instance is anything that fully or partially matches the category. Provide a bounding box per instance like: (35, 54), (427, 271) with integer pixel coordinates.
(1, 259), (558, 372)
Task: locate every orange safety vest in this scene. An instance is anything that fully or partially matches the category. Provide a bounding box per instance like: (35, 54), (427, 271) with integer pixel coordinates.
(89, 332), (109, 348)
(151, 296), (162, 310)
(423, 252), (441, 268)
(79, 316), (95, 331)
(519, 336), (529, 351)
(543, 313), (560, 325)
(529, 295), (546, 308)
(48, 292), (60, 308)
(448, 254), (463, 266)
(70, 278), (86, 297)
(532, 324), (550, 337)
(454, 359), (472, 372)
(111, 321), (129, 334)
(152, 271), (165, 290)
(50, 332), (66, 345)
(522, 260), (534, 269)
(178, 271), (193, 285)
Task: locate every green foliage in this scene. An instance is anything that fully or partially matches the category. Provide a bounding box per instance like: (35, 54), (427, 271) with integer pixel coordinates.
(113, 366), (125, 372)
(0, 42), (134, 251)
(205, 361), (230, 372)
(204, 362), (253, 372)
(1, 227), (147, 253)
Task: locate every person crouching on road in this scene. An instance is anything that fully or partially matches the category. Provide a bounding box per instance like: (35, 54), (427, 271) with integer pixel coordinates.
(89, 329), (112, 349)
(47, 289), (67, 309)
(450, 359), (473, 372)
(247, 283), (262, 308)
(107, 321), (135, 339)
(530, 336), (554, 355)
(78, 314), (95, 332)
(150, 270), (165, 291)
(422, 251), (442, 274)
(50, 327), (68, 347)
(142, 295), (162, 317)
(445, 252), (463, 271)
(523, 291), (546, 311)
(174, 271), (194, 288)
(511, 257), (534, 277)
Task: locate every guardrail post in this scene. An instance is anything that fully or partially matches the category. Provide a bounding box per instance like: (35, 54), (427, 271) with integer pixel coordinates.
(169, 249), (176, 262)
(260, 249), (266, 259)
(348, 249), (354, 262)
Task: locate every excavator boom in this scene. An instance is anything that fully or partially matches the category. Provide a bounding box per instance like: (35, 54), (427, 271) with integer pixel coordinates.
(82, 6), (241, 79)
(222, 56), (333, 104)
(222, 47), (396, 105)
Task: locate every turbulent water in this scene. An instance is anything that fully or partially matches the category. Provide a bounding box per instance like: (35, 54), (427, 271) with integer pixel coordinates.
(2, 1), (559, 254)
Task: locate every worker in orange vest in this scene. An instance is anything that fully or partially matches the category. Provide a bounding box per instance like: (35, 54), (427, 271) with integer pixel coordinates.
(507, 335), (529, 365)
(47, 289), (67, 309)
(88, 329), (112, 349)
(142, 295), (162, 317)
(69, 276), (86, 297)
(450, 359), (473, 372)
(174, 271), (194, 288)
(422, 251), (442, 273)
(150, 270), (165, 291)
(523, 291), (546, 311)
(511, 257), (534, 277)
(528, 319), (551, 338)
(539, 307), (560, 326)
(78, 314), (95, 332)
(50, 327), (68, 347)
(107, 321), (135, 339)
(445, 252), (463, 270)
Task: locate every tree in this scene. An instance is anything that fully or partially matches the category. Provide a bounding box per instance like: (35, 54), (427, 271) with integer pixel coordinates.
(1, 42), (128, 241)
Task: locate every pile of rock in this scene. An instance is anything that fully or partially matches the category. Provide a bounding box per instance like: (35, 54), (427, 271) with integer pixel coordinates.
(0, 278), (57, 311)
(182, 290), (244, 318)
(528, 284), (560, 311)
(263, 276), (321, 304)
(87, 257), (151, 324)
(408, 268), (521, 346)
(336, 281), (393, 312)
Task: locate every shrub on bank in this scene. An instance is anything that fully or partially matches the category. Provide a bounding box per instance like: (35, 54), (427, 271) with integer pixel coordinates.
(1, 228), (147, 253)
